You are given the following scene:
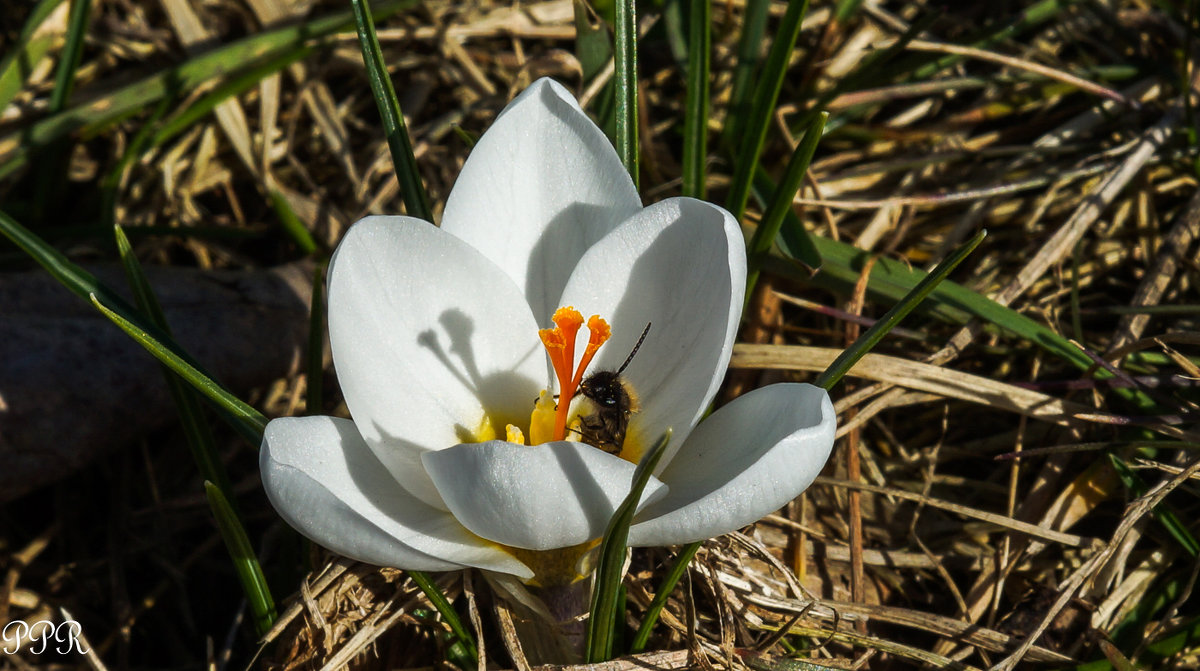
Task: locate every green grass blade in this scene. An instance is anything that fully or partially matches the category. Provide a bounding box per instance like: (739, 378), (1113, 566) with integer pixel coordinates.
(572, 0), (615, 134)
(681, 0), (710, 199)
(0, 208), (141, 312)
(661, 0), (687, 65)
(723, 0), (768, 148)
(745, 111), (827, 300)
(114, 225), (238, 503)
(574, 0), (612, 79)
(204, 482), (278, 636)
(1109, 454), (1199, 557)
(795, 233), (1155, 410)
(32, 0), (91, 222)
(101, 99), (170, 229)
(149, 46), (312, 150)
(834, 0), (864, 22)
(760, 194), (1156, 411)
(783, 14), (936, 139)
(0, 0), (415, 179)
(629, 540), (701, 652)
(909, 0), (1078, 82)
(306, 265), (325, 415)
(1138, 614), (1200, 669)
(350, 0), (432, 222)
(48, 0), (90, 112)
(0, 208), (267, 442)
(752, 170), (823, 271)
(269, 189), (319, 256)
(407, 570), (479, 668)
(1110, 571), (1187, 650)
(613, 0), (639, 187)
(814, 230), (987, 391)
(0, 0), (67, 114)
(1091, 573), (1200, 670)
(88, 294), (267, 441)
(586, 429), (672, 662)
(724, 0), (809, 221)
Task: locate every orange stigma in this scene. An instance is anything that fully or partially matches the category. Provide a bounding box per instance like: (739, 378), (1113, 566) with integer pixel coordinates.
(538, 307), (611, 440)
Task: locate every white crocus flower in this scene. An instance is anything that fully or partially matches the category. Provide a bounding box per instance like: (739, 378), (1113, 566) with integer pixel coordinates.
(260, 78), (836, 588)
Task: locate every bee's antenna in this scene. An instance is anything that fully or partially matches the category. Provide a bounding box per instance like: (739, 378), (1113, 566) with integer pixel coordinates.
(616, 322), (652, 375)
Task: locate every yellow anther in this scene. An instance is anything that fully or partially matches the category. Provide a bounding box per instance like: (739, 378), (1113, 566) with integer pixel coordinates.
(529, 390), (557, 445)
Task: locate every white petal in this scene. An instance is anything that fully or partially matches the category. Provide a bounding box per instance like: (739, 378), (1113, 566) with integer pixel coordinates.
(327, 216), (548, 507)
(627, 384), (835, 547)
(260, 416), (533, 578)
(559, 198), (745, 461)
(422, 441), (667, 551)
(440, 78), (642, 325)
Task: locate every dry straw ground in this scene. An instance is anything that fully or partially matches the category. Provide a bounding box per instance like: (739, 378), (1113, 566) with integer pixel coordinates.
(1, 0), (1198, 669)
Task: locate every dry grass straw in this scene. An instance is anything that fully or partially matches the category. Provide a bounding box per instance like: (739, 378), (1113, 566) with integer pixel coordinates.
(2, 0), (1199, 669)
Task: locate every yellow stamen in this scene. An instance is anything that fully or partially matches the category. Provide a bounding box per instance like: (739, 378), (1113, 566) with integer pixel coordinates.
(505, 424), (526, 445)
(529, 391), (557, 445)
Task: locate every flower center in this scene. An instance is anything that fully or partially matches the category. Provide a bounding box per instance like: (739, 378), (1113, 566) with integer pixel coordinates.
(537, 306), (611, 442)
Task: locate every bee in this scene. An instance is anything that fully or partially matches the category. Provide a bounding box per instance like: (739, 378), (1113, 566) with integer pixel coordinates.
(576, 323), (652, 454)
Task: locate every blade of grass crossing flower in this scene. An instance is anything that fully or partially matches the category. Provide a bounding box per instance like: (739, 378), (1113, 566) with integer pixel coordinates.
(306, 265), (325, 415)
(204, 482), (277, 636)
(725, 0), (809, 221)
(681, 0), (710, 199)
(586, 429), (673, 662)
(629, 540), (701, 652)
(723, 0), (769, 148)
(114, 225), (239, 504)
(744, 111), (827, 302)
(88, 294), (268, 442)
(814, 230), (987, 391)
(613, 0), (639, 187)
(350, 0), (432, 222)
(269, 188), (319, 255)
(0, 0), (67, 113)
(407, 570), (479, 668)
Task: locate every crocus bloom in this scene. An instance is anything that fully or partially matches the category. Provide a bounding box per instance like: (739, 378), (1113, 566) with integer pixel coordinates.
(260, 78), (836, 587)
